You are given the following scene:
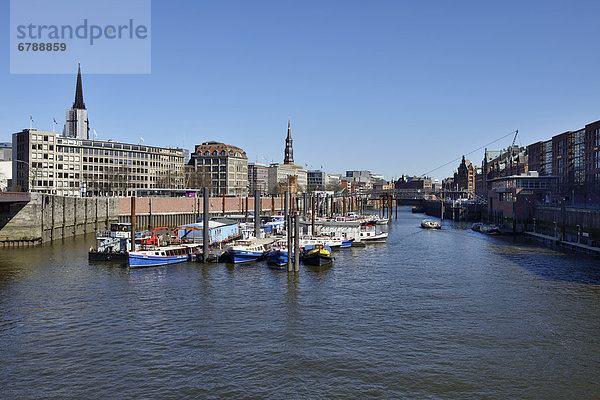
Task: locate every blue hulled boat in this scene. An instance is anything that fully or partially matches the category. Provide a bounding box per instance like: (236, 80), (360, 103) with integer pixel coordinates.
(129, 245), (191, 268)
(223, 241), (269, 263)
(266, 241), (297, 267)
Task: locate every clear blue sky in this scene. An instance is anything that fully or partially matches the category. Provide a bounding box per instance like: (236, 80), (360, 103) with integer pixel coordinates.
(2, 0), (600, 181)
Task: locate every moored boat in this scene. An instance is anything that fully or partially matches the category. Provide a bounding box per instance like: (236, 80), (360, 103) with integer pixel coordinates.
(359, 223), (388, 242)
(222, 240), (269, 263)
(128, 245), (192, 268)
(89, 223), (137, 262)
(479, 224), (501, 235)
(299, 235), (349, 249)
(412, 205), (425, 213)
(266, 241), (297, 267)
(301, 244), (333, 266)
(359, 230), (389, 242)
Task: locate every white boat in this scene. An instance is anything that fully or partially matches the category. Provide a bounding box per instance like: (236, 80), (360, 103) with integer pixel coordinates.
(299, 235), (352, 249)
(359, 230), (388, 242)
(359, 222), (388, 242)
(421, 220), (441, 229)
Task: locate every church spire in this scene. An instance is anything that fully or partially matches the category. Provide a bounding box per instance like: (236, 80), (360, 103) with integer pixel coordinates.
(72, 62), (86, 110)
(284, 119), (294, 164)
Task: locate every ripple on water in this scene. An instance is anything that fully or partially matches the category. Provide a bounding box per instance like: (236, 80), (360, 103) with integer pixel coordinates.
(1, 214), (599, 399)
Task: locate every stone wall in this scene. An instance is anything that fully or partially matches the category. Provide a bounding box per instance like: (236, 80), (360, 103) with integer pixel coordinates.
(0, 193), (119, 246)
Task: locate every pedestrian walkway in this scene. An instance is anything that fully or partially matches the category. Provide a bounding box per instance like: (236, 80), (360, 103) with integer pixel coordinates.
(525, 232), (600, 257)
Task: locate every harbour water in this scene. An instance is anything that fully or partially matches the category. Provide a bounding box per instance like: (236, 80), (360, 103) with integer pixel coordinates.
(1, 207), (599, 398)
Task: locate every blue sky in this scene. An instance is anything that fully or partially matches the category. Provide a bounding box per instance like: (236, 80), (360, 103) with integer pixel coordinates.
(2, 0), (600, 181)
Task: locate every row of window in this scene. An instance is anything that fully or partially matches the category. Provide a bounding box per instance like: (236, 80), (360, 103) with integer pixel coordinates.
(197, 150), (245, 157)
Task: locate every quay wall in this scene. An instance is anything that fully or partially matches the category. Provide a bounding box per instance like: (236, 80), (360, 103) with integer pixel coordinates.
(0, 193), (118, 246)
(532, 206), (600, 245)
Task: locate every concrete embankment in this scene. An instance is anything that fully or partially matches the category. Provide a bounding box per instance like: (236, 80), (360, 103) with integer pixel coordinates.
(0, 193), (118, 246)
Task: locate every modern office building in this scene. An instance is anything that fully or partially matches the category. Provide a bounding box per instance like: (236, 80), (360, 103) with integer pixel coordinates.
(326, 173), (341, 188)
(12, 129), (185, 197)
(307, 170), (327, 191)
(248, 162), (269, 194)
(0, 142), (12, 161)
(188, 141), (248, 196)
(0, 142), (12, 190)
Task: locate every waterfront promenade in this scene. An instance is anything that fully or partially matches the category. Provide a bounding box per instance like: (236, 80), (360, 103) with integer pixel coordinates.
(1, 207), (598, 398)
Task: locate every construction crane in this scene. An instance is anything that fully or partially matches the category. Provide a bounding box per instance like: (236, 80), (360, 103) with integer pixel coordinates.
(511, 130), (519, 147)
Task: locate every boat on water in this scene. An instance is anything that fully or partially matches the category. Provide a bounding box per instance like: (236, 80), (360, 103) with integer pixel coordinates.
(299, 235), (353, 249)
(89, 223), (138, 262)
(421, 220), (441, 229)
(412, 205), (425, 213)
(128, 245), (193, 268)
(359, 223), (388, 242)
(301, 244), (333, 266)
(222, 240), (269, 263)
(359, 230), (389, 242)
(266, 240), (297, 267)
(479, 224), (501, 235)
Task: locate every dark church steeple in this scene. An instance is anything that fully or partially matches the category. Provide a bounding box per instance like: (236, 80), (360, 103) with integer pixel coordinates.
(284, 119), (294, 164)
(64, 62), (89, 139)
(72, 62), (86, 110)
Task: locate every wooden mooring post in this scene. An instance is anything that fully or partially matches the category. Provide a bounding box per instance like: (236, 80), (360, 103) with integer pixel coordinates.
(294, 214), (300, 273)
(130, 196), (136, 252)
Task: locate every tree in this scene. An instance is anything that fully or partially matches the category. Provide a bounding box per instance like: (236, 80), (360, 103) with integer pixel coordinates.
(184, 165), (212, 189)
(326, 182), (342, 193)
(269, 183), (280, 196)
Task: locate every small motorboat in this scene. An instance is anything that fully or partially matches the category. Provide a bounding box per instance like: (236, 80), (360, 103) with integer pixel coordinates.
(412, 205), (425, 213)
(421, 220), (441, 229)
(359, 224), (388, 242)
(301, 244), (333, 266)
(479, 224), (501, 235)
